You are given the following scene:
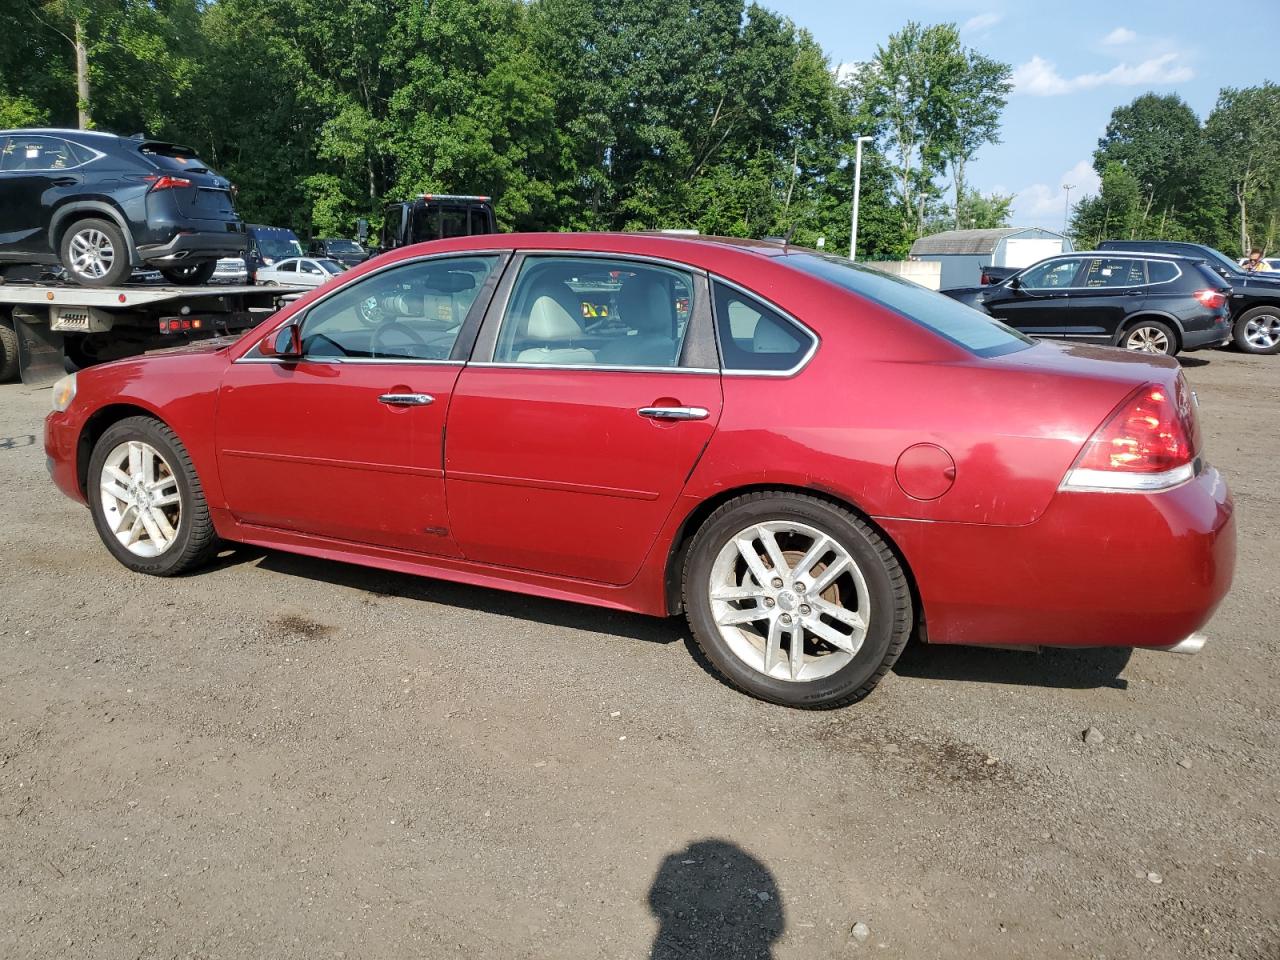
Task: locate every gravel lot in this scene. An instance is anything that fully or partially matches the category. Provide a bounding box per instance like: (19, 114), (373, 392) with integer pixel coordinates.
(1, 349), (1276, 960)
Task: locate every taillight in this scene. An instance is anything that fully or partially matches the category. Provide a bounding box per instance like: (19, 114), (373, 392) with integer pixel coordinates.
(1193, 289), (1227, 310)
(1061, 378), (1200, 492)
(146, 175), (192, 191)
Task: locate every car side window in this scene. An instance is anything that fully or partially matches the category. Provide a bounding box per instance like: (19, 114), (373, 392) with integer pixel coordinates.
(1019, 259), (1082, 290)
(1081, 257), (1145, 288)
(300, 261), (322, 275)
(297, 255), (498, 361)
(277, 260), (297, 273)
(0, 135), (76, 171)
(711, 281), (814, 372)
(1146, 260), (1179, 284)
(492, 257), (693, 368)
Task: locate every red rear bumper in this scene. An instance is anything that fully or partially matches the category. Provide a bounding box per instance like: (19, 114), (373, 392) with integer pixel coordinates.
(880, 465), (1235, 649)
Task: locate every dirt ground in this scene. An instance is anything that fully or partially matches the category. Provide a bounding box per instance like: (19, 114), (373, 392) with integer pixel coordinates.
(0, 348), (1277, 960)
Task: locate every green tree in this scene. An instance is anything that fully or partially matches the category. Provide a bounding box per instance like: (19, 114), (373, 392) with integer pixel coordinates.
(1070, 161), (1143, 247)
(1206, 83), (1280, 254)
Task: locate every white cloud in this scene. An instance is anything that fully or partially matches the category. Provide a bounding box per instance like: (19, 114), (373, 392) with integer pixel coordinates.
(1013, 52), (1193, 96)
(1102, 26), (1137, 46)
(1014, 160), (1102, 225)
(834, 61), (861, 85)
(961, 13), (1003, 34)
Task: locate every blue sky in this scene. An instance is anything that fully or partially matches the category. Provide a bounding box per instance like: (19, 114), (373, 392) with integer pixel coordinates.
(768, 0), (1280, 228)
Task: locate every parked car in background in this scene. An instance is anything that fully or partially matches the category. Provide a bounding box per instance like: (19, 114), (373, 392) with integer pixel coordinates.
(946, 251), (1231, 356)
(377, 194), (496, 253)
(244, 224), (303, 281)
(44, 232), (1234, 709)
(0, 128), (246, 287)
(211, 257), (248, 284)
(1098, 240), (1280, 355)
(306, 237), (369, 269)
(256, 257), (344, 288)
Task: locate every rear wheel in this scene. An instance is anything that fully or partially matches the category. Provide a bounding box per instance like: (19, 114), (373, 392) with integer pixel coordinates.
(1122, 319), (1178, 356)
(159, 261), (217, 286)
(1233, 306), (1280, 355)
(87, 416), (219, 576)
(0, 315), (17, 382)
(682, 492), (912, 709)
(60, 218), (131, 287)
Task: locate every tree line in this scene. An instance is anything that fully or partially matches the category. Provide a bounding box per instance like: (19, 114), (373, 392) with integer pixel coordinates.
(1072, 86), (1280, 256)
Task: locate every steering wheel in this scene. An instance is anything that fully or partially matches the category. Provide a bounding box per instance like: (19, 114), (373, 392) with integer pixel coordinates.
(370, 320), (432, 359)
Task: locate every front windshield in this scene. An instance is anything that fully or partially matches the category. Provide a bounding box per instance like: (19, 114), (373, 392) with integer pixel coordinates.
(1201, 246), (1246, 275)
(326, 240), (363, 254)
(785, 253), (1033, 357)
(256, 232), (303, 259)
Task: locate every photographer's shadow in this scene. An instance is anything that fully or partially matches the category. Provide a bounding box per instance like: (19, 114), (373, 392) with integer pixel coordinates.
(648, 839), (783, 960)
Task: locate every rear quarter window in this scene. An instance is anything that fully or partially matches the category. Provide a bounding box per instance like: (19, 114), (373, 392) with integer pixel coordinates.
(786, 253), (1033, 358)
(1147, 260), (1180, 284)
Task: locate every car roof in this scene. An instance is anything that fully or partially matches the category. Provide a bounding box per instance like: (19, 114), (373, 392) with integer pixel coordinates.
(0, 128), (123, 141)
(1027, 249), (1200, 263)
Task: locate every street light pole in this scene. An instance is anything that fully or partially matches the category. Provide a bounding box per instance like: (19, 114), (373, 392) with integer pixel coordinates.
(850, 135), (874, 260)
(1062, 183), (1074, 234)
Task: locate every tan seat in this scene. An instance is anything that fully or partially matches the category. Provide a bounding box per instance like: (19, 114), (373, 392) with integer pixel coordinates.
(515, 294), (595, 364)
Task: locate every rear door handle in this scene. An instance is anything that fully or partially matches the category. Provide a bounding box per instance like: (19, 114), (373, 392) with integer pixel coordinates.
(638, 406), (709, 421)
(378, 393), (434, 406)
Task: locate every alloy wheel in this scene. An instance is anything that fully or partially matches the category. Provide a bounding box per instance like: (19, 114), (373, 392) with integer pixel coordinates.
(99, 440), (182, 558)
(1124, 326), (1171, 354)
(708, 521), (870, 683)
(68, 228), (116, 280)
(1245, 314), (1280, 350)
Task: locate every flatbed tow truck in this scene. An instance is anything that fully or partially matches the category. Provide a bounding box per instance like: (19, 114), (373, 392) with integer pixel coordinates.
(0, 281), (304, 384)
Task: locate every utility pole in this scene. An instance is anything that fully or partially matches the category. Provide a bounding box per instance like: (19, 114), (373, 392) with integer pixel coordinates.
(849, 135), (874, 260)
(1062, 184), (1074, 234)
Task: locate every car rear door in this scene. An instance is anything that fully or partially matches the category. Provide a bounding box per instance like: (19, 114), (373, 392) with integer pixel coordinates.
(443, 253), (722, 585)
(1064, 256), (1148, 343)
(215, 252), (505, 555)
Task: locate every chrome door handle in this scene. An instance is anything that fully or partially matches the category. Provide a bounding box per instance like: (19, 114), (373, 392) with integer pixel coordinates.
(378, 393), (434, 406)
(638, 406), (709, 421)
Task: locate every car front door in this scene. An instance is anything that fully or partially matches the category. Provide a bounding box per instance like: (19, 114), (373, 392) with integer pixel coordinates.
(0, 134), (81, 259)
(979, 257), (1084, 337)
(1063, 256), (1148, 343)
(215, 252), (505, 555)
(444, 253), (722, 585)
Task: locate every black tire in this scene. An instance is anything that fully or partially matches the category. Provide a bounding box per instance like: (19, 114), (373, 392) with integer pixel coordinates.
(159, 261), (217, 286)
(86, 416), (219, 576)
(0, 316), (17, 382)
(1232, 306), (1280, 355)
(1120, 319), (1178, 356)
(682, 492), (913, 709)
(59, 218), (131, 287)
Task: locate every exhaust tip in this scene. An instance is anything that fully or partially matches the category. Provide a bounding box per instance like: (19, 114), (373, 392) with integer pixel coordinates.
(1155, 632), (1207, 656)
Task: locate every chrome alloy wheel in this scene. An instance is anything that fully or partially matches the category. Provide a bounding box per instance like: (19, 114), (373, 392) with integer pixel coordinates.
(708, 521), (870, 683)
(1245, 313), (1280, 350)
(99, 441), (182, 558)
(1124, 326), (1171, 354)
(68, 228), (116, 280)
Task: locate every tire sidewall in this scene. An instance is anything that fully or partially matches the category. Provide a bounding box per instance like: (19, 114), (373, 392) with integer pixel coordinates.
(87, 418), (201, 576)
(60, 218), (131, 288)
(1234, 307), (1280, 355)
(684, 496), (905, 708)
(1123, 320), (1177, 356)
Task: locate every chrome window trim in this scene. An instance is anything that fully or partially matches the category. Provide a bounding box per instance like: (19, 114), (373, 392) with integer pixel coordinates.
(482, 251), (706, 372)
(1012, 255), (1184, 292)
(233, 249), (508, 364)
(0, 134), (105, 173)
(709, 275), (819, 377)
(237, 356), (465, 366)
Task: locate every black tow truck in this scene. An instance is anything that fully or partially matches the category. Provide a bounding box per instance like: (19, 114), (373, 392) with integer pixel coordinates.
(0, 279), (303, 383)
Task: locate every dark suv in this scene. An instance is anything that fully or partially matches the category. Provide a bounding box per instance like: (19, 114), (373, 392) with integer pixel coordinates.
(945, 251), (1231, 356)
(0, 128), (246, 287)
(306, 237), (368, 268)
(1098, 239), (1280, 354)
(377, 194), (497, 253)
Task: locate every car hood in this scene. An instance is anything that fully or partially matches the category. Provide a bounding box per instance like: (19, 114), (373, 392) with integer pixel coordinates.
(141, 335), (243, 359)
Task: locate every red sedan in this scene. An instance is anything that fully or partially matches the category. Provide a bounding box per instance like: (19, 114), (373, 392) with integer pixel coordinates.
(44, 233), (1236, 708)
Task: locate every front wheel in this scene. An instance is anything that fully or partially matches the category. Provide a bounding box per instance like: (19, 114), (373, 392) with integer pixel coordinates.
(87, 416), (219, 576)
(1233, 306), (1280, 355)
(1122, 320), (1178, 356)
(159, 261), (217, 286)
(682, 492), (913, 709)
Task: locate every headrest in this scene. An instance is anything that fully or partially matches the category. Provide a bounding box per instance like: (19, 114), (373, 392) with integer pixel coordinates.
(527, 295), (585, 340)
(618, 275), (671, 333)
(753, 315), (802, 354)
